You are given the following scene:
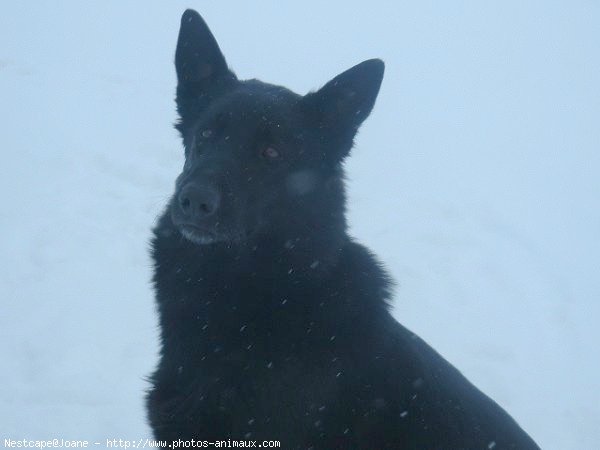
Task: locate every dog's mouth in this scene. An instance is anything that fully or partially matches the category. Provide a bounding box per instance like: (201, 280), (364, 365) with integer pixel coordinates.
(178, 224), (218, 245)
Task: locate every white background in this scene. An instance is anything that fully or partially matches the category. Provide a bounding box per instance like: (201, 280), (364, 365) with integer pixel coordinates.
(1, 1), (598, 448)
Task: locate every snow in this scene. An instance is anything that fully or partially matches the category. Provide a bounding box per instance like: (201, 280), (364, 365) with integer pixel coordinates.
(1, 2), (598, 448)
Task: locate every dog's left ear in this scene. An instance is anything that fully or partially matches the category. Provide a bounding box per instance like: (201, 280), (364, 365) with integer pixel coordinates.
(304, 59), (384, 144)
(175, 10), (237, 136)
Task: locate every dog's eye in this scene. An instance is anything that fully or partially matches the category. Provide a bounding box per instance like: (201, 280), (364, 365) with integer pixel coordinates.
(200, 129), (213, 139)
(261, 146), (280, 160)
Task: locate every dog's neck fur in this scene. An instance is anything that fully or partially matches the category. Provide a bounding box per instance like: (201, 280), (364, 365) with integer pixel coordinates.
(150, 203), (390, 360)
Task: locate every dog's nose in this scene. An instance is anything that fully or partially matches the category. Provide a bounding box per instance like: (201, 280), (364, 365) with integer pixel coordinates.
(178, 183), (220, 218)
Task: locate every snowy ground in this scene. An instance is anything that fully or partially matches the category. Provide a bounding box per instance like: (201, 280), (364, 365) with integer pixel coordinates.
(1, 2), (598, 448)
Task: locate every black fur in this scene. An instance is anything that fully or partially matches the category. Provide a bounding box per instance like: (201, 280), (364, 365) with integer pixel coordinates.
(146, 9), (540, 449)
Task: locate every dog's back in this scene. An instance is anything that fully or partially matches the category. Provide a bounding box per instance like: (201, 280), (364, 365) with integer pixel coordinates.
(147, 9), (540, 449)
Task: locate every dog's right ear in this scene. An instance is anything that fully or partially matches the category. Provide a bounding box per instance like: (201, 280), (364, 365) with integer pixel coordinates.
(175, 10), (237, 136)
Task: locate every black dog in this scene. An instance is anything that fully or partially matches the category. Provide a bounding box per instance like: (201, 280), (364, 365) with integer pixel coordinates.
(147, 9), (540, 449)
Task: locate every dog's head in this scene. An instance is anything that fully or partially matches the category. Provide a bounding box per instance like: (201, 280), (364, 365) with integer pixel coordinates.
(169, 10), (384, 246)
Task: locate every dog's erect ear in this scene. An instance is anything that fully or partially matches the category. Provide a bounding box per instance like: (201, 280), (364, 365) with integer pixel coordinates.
(304, 59), (384, 145)
(175, 10), (236, 135)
